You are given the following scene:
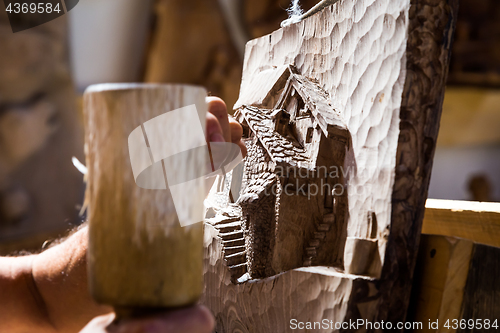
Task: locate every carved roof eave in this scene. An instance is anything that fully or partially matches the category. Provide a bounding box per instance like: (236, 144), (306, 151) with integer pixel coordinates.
(237, 176), (277, 206)
(235, 105), (315, 171)
(288, 75), (349, 141)
(234, 65), (348, 143)
(233, 108), (245, 125)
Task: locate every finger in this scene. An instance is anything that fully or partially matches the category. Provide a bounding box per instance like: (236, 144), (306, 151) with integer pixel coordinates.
(228, 117), (243, 143)
(206, 113), (225, 143)
(79, 313), (115, 333)
(228, 116), (247, 157)
(206, 97), (231, 142)
(236, 140), (247, 158)
(107, 305), (215, 333)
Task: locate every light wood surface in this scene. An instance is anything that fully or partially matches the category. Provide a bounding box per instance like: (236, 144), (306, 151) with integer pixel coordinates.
(409, 235), (474, 333)
(408, 200), (500, 332)
(201, 0), (459, 331)
(459, 244), (500, 331)
(423, 199), (500, 248)
(203, 223), (377, 333)
(236, 0), (411, 275)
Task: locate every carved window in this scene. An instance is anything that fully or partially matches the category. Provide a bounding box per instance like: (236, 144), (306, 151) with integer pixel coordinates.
(273, 109), (291, 137)
(306, 127), (314, 143)
(242, 123), (250, 138)
(286, 94), (299, 119)
(284, 91), (307, 120)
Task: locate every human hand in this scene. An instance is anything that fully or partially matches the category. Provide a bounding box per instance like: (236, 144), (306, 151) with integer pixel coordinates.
(206, 96), (247, 157)
(80, 305), (215, 333)
(78, 97), (236, 333)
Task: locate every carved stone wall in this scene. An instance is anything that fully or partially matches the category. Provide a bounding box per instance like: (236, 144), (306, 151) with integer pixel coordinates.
(240, 137), (277, 278)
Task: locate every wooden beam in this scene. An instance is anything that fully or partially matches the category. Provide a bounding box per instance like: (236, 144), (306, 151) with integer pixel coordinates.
(460, 244), (500, 327)
(423, 199), (500, 248)
(374, 0), (459, 325)
(408, 235), (474, 333)
(409, 200), (500, 331)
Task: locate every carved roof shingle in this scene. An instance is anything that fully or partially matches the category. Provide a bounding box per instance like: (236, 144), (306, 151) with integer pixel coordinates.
(289, 74), (347, 138)
(236, 105), (312, 169)
(237, 170), (276, 205)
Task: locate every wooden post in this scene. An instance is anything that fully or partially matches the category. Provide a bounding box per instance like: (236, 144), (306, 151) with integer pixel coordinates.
(407, 199), (500, 332)
(83, 84), (207, 313)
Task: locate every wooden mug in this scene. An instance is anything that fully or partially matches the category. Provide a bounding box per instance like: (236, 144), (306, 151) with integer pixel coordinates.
(83, 83), (207, 313)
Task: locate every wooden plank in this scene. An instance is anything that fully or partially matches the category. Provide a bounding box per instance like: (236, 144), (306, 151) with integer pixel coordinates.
(374, 0), (459, 325)
(203, 224), (377, 333)
(423, 199), (500, 248)
(408, 200), (500, 331)
(408, 235), (474, 333)
(458, 244), (500, 332)
(409, 200), (500, 332)
(201, 0), (459, 331)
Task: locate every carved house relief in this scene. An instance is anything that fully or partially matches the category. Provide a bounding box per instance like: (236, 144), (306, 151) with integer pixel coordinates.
(208, 66), (352, 280)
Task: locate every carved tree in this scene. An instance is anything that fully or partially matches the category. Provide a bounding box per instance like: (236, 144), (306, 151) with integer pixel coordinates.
(201, 0), (458, 331)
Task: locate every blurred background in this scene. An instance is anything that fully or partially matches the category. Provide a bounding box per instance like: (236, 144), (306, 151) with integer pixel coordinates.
(0, 0), (498, 254)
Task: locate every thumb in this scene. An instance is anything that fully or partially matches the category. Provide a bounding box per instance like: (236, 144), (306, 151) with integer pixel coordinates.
(108, 305), (215, 333)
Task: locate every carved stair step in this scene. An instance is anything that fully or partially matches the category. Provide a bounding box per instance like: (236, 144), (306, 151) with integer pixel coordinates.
(317, 223), (330, 231)
(323, 213), (335, 224)
(224, 245), (246, 256)
(228, 263), (248, 278)
(309, 239), (320, 247)
(303, 258), (312, 266)
(225, 251), (247, 266)
(305, 247), (317, 257)
(215, 216), (240, 225)
(216, 221), (243, 233)
(222, 238), (245, 247)
(206, 215), (240, 226)
(314, 232), (326, 239)
(219, 230), (244, 241)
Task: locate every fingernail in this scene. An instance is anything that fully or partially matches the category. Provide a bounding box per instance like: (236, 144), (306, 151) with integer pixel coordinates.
(210, 133), (225, 143)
